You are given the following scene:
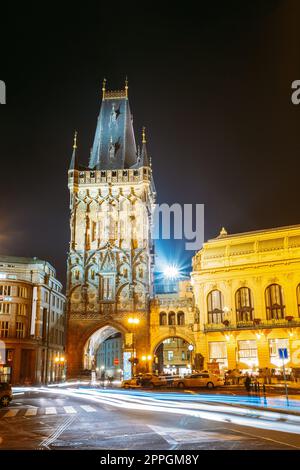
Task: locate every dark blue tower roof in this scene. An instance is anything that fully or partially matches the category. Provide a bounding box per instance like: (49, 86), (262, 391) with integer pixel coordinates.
(89, 80), (137, 170)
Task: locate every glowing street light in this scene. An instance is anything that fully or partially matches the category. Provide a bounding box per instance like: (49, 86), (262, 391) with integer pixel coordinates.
(163, 264), (179, 280)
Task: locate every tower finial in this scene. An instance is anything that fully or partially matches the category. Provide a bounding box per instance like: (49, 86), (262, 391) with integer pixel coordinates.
(142, 126), (146, 144)
(102, 78), (106, 100)
(73, 130), (78, 149)
(125, 76), (128, 98)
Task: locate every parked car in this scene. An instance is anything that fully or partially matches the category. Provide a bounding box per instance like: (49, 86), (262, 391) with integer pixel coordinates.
(176, 372), (224, 389)
(121, 377), (142, 389)
(0, 382), (13, 407)
(139, 373), (167, 388)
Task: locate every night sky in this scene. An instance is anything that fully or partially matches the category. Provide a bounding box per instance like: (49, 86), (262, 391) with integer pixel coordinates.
(1, 1), (300, 285)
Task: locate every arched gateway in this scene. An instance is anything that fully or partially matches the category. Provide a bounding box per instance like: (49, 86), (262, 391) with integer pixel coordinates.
(66, 81), (155, 379)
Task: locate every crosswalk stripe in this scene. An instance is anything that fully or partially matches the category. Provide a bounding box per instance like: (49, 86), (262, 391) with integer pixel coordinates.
(3, 409), (19, 418)
(64, 406), (77, 414)
(80, 405), (96, 412)
(45, 407), (57, 415)
(24, 408), (38, 416)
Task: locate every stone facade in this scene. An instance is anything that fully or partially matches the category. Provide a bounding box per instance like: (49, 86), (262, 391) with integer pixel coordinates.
(0, 256), (66, 384)
(66, 83), (156, 377)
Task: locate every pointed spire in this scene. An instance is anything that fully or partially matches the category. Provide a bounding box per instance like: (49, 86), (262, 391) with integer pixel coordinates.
(102, 78), (106, 100)
(142, 126), (146, 144)
(218, 227), (228, 238)
(69, 130), (78, 170)
(125, 76), (128, 98)
(140, 126), (149, 167)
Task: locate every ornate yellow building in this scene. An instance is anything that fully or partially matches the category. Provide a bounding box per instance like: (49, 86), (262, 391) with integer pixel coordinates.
(191, 225), (300, 374)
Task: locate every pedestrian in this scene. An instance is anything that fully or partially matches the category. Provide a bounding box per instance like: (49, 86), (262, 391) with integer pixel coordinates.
(244, 373), (251, 394)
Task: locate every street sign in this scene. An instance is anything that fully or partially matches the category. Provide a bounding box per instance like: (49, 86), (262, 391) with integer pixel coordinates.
(278, 348), (288, 360)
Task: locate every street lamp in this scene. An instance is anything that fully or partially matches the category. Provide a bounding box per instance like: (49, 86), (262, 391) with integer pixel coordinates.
(128, 317), (140, 376)
(188, 344), (194, 372)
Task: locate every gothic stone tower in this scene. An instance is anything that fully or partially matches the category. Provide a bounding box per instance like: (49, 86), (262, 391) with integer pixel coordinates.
(66, 80), (156, 378)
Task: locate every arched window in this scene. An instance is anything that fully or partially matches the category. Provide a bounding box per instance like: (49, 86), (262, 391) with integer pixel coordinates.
(168, 311), (176, 326)
(265, 284), (285, 320)
(235, 287), (254, 322)
(207, 290), (224, 324)
(177, 311), (185, 326)
(159, 312), (167, 326)
(297, 284), (300, 317)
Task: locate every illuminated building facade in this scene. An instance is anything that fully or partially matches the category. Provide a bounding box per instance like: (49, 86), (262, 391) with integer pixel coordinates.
(191, 225), (300, 376)
(0, 256), (66, 384)
(66, 81), (156, 378)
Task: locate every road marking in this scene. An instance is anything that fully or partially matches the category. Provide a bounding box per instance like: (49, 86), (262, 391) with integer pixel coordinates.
(3, 409), (19, 418)
(80, 405), (96, 412)
(24, 408), (38, 417)
(223, 427), (300, 449)
(64, 406), (77, 414)
(45, 407), (57, 415)
(39, 415), (77, 449)
(149, 425), (248, 446)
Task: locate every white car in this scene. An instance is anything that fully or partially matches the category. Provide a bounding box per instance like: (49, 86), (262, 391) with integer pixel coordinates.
(177, 372), (224, 389)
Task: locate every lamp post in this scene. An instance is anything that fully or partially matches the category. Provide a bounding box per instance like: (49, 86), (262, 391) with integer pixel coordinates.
(128, 317), (140, 376)
(188, 344), (194, 372)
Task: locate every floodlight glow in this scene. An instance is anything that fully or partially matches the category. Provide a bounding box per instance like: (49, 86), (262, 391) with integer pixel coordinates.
(163, 264), (179, 279)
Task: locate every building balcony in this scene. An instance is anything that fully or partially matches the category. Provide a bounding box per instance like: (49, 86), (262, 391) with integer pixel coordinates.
(152, 297), (193, 309)
(203, 317), (300, 332)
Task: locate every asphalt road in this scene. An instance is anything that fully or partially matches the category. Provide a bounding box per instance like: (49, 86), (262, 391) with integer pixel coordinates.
(0, 387), (300, 450)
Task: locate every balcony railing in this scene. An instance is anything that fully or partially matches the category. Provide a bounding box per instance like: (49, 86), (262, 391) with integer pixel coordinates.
(152, 297), (193, 309)
(203, 318), (300, 332)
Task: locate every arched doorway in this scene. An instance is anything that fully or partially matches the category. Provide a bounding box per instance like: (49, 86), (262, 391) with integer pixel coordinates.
(153, 336), (195, 376)
(83, 325), (129, 381)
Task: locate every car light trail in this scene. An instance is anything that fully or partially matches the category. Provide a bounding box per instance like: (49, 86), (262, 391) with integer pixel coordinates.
(23, 386), (300, 436)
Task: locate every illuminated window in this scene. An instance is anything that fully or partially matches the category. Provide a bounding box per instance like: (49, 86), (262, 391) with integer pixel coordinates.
(16, 322), (25, 339)
(265, 284), (285, 320)
(238, 340), (258, 360)
(17, 304), (27, 316)
(207, 290), (224, 324)
(209, 342), (228, 368)
(0, 303), (10, 314)
(235, 287), (254, 322)
(168, 312), (176, 326)
(297, 284), (300, 316)
(177, 311), (185, 326)
(17, 286), (27, 298)
(0, 321), (9, 338)
(100, 275), (115, 301)
(269, 339), (289, 358)
(159, 312), (167, 326)
(167, 351), (174, 361)
(0, 285), (11, 296)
